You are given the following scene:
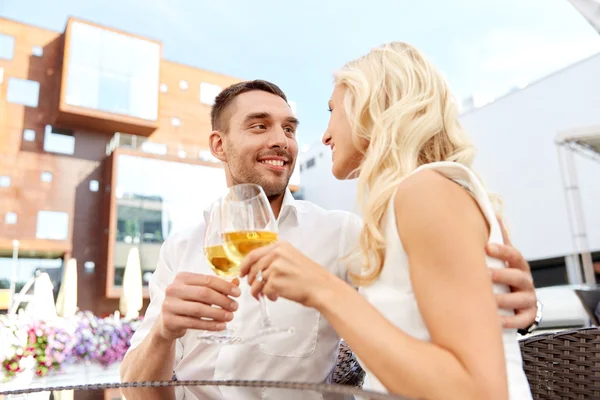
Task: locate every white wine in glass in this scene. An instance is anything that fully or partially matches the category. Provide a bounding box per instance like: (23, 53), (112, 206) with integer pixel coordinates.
(220, 183), (294, 343)
(205, 243), (240, 278)
(223, 231), (278, 265)
(198, 200), (242, 344)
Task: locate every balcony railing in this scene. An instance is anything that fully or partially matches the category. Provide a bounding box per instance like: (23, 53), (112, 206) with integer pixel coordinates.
(105, 132), (221, 165)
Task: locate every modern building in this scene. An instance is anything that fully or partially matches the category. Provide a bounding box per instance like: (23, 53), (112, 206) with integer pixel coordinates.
(299, 52), (600, 289)
(0, 16), (300, 315)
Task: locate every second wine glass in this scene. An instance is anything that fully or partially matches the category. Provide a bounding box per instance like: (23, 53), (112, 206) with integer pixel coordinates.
(198, 199), (242, 344)
(220, 183), (295, 343)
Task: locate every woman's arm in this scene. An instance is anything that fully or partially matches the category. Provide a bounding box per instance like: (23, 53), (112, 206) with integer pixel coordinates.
(316, 170), (508, 400)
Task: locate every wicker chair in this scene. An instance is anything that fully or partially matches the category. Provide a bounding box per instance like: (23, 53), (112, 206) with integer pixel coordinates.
(332, 340), (365, 387)
(520, 327), (600, 399)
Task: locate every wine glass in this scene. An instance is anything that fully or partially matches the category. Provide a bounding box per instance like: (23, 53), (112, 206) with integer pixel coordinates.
(220, 183), (295, 343)
(198, 199), (243, 344)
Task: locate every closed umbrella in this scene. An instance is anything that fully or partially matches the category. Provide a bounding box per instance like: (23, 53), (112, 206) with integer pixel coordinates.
(55, 258), (78, 318)
(119, 246), (143, 320)
(26, 272), (57, 321)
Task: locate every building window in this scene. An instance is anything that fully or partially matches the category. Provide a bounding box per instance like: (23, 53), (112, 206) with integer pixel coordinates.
(306, 157), (316, 169)
(0, 176), (10, 188)
(0, 34), (15, 60)
(0, 67), (4, 84)
(7, 78), (40, 108)
(41, 171), (53, 183)
(179, 80), (188, 90)
(36, 211), (69, 240)
(32, 46), (43, 57)
(23, 129), (36, 142)
(160, 83), (168, 93)
(65, 21), (160, 121)
(171, 117), (181, 127)
(200, 82), (222, 105)
(89, 180), (99, 192)
(43, 126), (75, 155)
(177, 150), (187, 159)
(5, 212), (17, 225)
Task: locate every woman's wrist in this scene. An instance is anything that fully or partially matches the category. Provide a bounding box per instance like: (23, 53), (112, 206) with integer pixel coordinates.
(310, 273), (352, 312)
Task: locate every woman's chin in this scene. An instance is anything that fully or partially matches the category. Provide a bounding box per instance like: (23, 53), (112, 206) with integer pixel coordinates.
(332, 166), (356, 180)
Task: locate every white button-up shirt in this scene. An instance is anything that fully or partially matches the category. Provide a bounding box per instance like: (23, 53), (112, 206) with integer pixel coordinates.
(127, 190), (362, 397)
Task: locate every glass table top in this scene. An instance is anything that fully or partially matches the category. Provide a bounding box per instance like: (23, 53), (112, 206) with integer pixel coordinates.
(0, 380), (411, 399)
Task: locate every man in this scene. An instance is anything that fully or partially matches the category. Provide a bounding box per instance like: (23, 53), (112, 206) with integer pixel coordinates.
(120, 80), (539, 387)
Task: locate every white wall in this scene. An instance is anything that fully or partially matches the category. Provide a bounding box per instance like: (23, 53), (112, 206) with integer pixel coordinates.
(299, 145), (359, 213)
(300, 52), (600, 261)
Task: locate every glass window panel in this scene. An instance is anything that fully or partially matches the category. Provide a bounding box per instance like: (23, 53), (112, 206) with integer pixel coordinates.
(5, 212), (17, 224)
(100, 30), (133, 76)
(43, 125), (75, 155)
(65, 65), (99, 109)
(68, 22), (102, 68)
(129, 77), (158, 120)
(41, 171), (53, 182)
(7, 78), (40, 108)
(0, 257), (63, 301)
(36, 211), (69, 240)
(98, 71), (131, 115)
(140, 141), (167, 155)
(113, 155), (227, 285)
(23, 129), (36, 142)
(0, 33), (15, 60)
(0, 176), (10, 187)
(200, 82), (222, 105)
(129, 38), (160, 80)
(89, 180), (99, 192)
(32, 46), (43, 57)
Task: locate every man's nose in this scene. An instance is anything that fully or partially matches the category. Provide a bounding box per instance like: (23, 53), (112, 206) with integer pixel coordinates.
(268, 126), (289, 149)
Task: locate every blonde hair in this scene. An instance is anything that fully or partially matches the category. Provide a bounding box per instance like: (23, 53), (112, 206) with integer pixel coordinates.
(335, 42), (500, 285)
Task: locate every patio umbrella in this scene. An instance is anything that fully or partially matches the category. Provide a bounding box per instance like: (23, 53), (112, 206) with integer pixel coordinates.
(26, 272), (57, 321)
(55, 258), (78, 318)
(119, 246), (143, 320)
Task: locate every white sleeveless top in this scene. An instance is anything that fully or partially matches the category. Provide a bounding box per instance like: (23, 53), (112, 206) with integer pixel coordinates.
(358, 162), (533, 399)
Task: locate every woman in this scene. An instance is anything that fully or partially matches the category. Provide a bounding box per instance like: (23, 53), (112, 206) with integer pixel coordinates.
(239, 42), (532, 400)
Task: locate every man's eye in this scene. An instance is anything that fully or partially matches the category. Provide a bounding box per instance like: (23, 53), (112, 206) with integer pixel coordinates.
(284, 127), (295, 134)
(253, 124), (267, 130)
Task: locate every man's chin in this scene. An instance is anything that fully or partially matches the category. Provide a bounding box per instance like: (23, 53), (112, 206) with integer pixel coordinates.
(260, 180), (289, 198)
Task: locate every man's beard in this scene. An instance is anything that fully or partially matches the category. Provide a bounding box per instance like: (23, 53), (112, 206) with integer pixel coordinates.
(227, 160), (291, 198)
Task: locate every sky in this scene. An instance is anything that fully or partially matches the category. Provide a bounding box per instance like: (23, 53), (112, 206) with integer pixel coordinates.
(2, 0), (600, 148)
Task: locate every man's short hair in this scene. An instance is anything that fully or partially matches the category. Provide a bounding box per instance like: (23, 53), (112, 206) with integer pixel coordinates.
(211, 80), (288, 132)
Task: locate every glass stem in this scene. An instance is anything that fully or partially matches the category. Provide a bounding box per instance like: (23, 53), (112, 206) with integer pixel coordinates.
(258, 294), (272, 328)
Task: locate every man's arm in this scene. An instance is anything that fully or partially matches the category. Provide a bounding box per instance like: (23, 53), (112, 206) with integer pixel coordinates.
(120, 238), (241, 382)
(120, 324), (178, 382)
(120, 241), (179, 382)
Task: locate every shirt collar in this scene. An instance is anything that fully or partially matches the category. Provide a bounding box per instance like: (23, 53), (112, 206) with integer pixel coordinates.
(202, 188), (300, 226)
(278, 188), (300, 226)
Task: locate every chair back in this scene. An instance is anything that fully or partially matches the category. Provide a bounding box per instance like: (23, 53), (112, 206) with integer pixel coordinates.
(332, 340), (365, 387)
(574, 287), (600, 326)
(520, 327), (600, 399)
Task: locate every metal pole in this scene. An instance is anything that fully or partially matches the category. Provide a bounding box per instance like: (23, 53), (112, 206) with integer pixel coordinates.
(557, 141), (596, 285)
(9, 239), (20, 313)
